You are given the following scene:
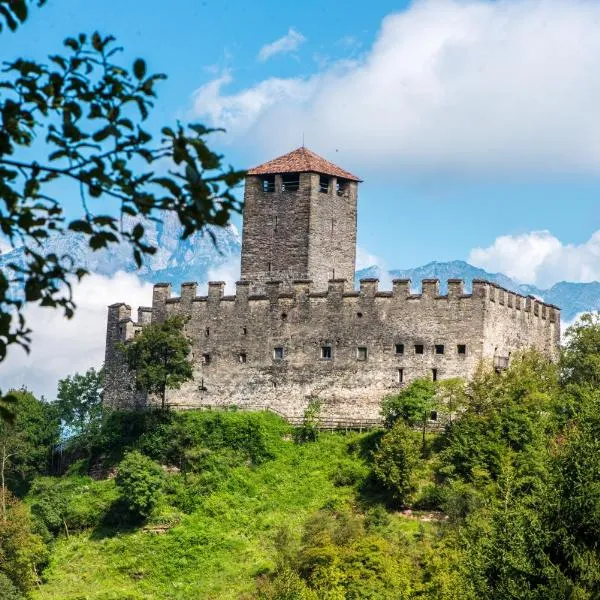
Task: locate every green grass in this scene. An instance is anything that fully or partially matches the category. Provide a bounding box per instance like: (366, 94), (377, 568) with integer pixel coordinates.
(34, 431), (378, 599)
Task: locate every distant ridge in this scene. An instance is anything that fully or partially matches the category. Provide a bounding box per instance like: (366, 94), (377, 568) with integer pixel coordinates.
(357, 260), (600, 321)
(2, 226), (599, 322)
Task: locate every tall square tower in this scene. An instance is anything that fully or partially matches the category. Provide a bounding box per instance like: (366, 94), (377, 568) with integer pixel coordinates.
(241, 147), (361, 292)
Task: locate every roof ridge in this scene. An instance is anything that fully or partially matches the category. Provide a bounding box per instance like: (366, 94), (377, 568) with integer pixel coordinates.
(247, 147), (361, 181)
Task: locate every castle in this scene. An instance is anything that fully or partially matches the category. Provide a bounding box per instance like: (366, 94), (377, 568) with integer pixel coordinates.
(104, 147), (561, 422)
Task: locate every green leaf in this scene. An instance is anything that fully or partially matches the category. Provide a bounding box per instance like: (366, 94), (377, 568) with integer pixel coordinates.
(133, 58), (146, 80)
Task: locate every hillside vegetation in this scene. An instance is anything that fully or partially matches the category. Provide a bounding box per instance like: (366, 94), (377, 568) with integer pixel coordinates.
(1, 315), (600, 598)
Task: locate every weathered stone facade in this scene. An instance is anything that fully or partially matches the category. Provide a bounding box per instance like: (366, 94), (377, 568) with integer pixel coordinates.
(103, 148), (561, 421)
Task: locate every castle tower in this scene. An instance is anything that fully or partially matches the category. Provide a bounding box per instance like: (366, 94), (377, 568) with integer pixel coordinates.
(241, 147), (361, 292)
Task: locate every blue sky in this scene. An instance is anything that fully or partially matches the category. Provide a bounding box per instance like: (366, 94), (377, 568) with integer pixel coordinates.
(2, 0), (600, 282)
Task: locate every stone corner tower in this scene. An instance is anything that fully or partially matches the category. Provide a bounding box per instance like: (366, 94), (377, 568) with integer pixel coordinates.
(240, 147), (361, 292)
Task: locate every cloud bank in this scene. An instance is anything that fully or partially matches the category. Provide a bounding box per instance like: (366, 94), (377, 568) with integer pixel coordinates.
(258, 27), (306, 62)
(0, 272), (153, 400)
(469, 229), (600, 288)
(193, 0), (600, 175)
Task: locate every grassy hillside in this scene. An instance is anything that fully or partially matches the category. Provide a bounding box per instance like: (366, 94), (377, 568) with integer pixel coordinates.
(32, 413), (435, 599)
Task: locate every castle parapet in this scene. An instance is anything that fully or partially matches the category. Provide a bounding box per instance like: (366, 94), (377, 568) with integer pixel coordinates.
(138, 306), (152, 325)
(152, 283), (171, 323)
(235, 280), (250, 303)
(208, 281), (225, 303)
(447, 279), (465, 298)
(359, 278), (379, 297)
(328, 279), (346, 296)
(422, 279), (439, 298)
(392, 279), (411, 298)
(181, 282), (197, 303)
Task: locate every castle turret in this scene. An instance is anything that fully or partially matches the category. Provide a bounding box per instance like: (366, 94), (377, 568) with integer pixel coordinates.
(241, 147), (361, 292)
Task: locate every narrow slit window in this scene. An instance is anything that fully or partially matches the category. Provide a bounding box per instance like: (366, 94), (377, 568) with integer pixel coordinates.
(262, 175), (275, 193)
(435, 344), (444, 355)
(242, 327), (247, 335)
(395, 343), (404, 355)
(432, 368), (438, 381)
(414, 344), (424, 355)
(321, 346), (332, 359)
(319, 175), (330, 193)
(398, 368), (404, 383)
(205, 328), (210, 337)
(274, 215), (278, 231)
(273, 347), (284, 361)
(457, 344), (466, 355)
(282, 174), (300, 192)
(331, 218), (335, 233)
(356, 347), (368, 361)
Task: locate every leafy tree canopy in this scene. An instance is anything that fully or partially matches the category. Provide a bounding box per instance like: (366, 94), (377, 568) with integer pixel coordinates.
(0, 1), (244, 399)
(381, 378), (438, 429)
(55, 367), (103, 438)
(120, 315), (193, 408)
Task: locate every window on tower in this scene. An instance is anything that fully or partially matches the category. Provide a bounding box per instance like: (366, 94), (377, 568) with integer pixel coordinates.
(336, 179), (348, 196)
(262, 175), (275, 193)
(282, 173), (300, 192)
(319, 175), (330, 193)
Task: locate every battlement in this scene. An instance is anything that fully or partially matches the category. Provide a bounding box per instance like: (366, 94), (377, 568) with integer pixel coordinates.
(146, 278), (560, 324)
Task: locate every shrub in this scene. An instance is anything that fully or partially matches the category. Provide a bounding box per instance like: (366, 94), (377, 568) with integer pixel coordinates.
(372, 421), (421, 505)
(0, 572), (23, 600)
(115, 451), (163, 520)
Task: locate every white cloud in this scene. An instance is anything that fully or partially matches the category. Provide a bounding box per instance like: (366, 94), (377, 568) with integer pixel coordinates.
(0, 237), (10, 254)
(192, 0), (600, 175)
(200, 256), (240, 295)
(469, 229), (600, 288)
(0, 272), (153, 400)
(258, 27), (306, 62)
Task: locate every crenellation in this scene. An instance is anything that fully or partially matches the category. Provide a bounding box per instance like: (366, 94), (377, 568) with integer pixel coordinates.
(104, 147), (561, 422)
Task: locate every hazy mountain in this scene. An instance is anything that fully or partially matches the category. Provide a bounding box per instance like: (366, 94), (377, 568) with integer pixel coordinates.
(2, 221), (598, 321)
(357, 260), (599, 321)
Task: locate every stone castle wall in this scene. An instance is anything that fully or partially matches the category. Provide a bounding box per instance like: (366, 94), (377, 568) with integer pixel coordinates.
(103, 278), (560, 421)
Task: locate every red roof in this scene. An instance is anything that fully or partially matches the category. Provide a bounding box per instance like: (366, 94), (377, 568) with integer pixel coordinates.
(247, 147), (361, 182)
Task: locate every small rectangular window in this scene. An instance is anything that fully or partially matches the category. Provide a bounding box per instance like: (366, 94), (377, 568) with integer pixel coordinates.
(432, 368), (438, 381)
(205, 328), (210, 337)
(319, 175), (330, 193)
(395, 343), (404, 355)
(239, 353), (247, 364)
(336, 179), (348, 196)
(430, 410), (438, 421)
(282, 174), (300, 192)
(435, 344), (444, 355)
(357, 347), (368, 361)
(457, 344), (466, 355)
(262, 175), (275, 193)
(202, 353), (211, 365)
(242, 327), (247, 335)
(321, 346), (332, 359)
(398, 368), (404, 383)
(414, 344), (424, 355)
(273, 347), (284, 361)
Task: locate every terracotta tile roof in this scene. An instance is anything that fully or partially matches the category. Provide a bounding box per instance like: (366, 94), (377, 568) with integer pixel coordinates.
(247, 147), (362, 182)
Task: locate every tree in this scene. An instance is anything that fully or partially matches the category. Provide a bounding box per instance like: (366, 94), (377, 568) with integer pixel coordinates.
(381, 378), (438, 444)
(0, 390), (60, 516)
(0, 490), (48, 594)
(372, 421), (421, 505)
(561, 312), (600, 396)
(55, 367), (103, 438)
(0, 2), (244, 397)
(115, 450), (163, 520)
(120, 315), (193, 409)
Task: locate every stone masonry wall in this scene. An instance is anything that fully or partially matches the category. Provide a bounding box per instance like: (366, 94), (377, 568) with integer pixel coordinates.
(240, 174), (358, 293)
(103, 278), (560, 421)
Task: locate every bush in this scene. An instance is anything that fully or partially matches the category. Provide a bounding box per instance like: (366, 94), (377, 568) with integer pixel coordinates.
(28, 476), (119, 534)
(372, 421), (421, 505)
(0, 572), (23, 600)
(116, 451), (163, 520)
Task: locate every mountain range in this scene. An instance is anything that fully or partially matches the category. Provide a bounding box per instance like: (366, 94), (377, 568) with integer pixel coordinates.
(1, 220), (599, 322)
